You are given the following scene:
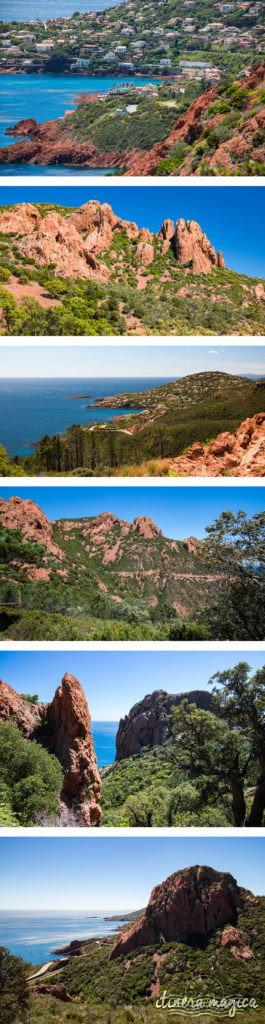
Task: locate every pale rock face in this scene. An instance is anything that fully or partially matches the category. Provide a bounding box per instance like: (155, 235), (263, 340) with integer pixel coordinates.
(174, 219), (222, 274)
(136, 241), (154, 265)
(0, 202), (41, 234)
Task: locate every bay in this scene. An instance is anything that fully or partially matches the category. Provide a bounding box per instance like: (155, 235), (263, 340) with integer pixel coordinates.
(0, 376), (171, 457)
(0, 911), (127, 965)
(0, 72), (161, 174)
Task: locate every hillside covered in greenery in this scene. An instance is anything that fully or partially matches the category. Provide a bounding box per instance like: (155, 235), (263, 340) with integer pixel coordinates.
(0, 201), (265, 336)
(12, 371), (265, 477)
(0, 498), (264, 641)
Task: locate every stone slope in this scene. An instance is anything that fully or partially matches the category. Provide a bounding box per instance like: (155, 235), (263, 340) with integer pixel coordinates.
(109, 865), (243, 959)
(169, 412), (265, 477)
(126, 61), (265, 176)
(0, 673), (102, 826)
(0, 200), (224, 279)
(0, 494), (63, 559)
(116, 688), (213, 760)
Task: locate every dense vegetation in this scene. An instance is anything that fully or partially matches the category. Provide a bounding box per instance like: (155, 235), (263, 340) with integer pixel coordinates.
(13, 372), (265, 477)
(0, 720), (63, 825)
(101, 662), (265, 827)
(1, 208), (265, 335)
(0, 947), (30, 1024)
(0, 509), (264, 641)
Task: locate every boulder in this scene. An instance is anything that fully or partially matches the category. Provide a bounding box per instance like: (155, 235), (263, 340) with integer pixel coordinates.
(221, 925), (254, 961)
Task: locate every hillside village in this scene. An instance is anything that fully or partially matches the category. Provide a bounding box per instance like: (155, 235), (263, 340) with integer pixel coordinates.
(0, 0), (264, 80)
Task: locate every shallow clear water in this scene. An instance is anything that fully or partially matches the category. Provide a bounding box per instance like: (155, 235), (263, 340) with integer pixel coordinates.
(91, 719), (118, 768)
(0, 911), (127, 964)
(1, 0), (124, 19)
(0, 72), (161, 173)
(0, 377), (171, 457)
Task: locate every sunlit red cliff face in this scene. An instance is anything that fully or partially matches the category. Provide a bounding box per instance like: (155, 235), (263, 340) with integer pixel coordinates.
(109, 865), (255, 960)
(0, 201), (224, 280)
(0, 673), (102, 826)
(125, 61), (265, 176)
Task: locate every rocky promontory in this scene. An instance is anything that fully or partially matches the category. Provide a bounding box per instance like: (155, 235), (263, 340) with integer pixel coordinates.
(0, 673), (102, 826)
(109, 865), (244, 959)
(116, 688), (213, 760)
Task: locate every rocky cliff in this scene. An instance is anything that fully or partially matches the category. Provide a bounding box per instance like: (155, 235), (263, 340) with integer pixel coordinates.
(0, 494), (63, 559)
(0, 673), (102, 826)
(125, 61), (265, 176)
(116, 688), (213, 760)
(109, 865), (243, 959)
(0, 200), (224, 280)
(169, 413), (265, 477)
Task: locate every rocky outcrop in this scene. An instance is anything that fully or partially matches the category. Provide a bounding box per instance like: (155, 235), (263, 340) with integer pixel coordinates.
(45, 672), (102, 826)
(1, 115), (142, 169)
(116, 688), (213, 760)
(0, 678), (43, 738)
(221, 925), (253, 961)
(109, 865), (242, 959)
(0, 495), (63, 559)
(0, 673), (102, 827)
(133, 516), (162, 539)
(182, 536), (199, 554)
(36, 984), (73, 1002)
(174, 220), (224, 274)
(0, 200), (224, 281)
(169, 413), (265, 477)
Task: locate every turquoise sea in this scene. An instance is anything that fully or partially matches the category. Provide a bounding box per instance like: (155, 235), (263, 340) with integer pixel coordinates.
(0, 72), (161, 173)
(0, 376), (172, 457)
(1, 0), (124, 19)
(0, 911), (127, 965)
(91, 719), (118, 768)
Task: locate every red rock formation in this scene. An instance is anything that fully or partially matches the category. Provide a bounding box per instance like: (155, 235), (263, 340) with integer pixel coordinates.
(169, 413), (265, 477)
(109, 866), (242, 959)
(183, 536), (199, 554)
(133, 516), (163, 539)
(46, 672), (102, 826)
(0, 202), (40, 234)
(116, 688), (214, 760)
(0, 678), (43, 738)
(0, 496), (63, 559)
(0, 200), (223, 280)
(221, 925), (253, 961)
(0, 673), (102, 827)
(174, 219), (221, 274)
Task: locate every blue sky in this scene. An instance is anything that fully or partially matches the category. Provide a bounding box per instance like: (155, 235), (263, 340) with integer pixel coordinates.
(1, 651), (264, 719)
(0, 837), (264, 910)
(2, 185), (265, 278)
(1, 486), (264, 541)
(1, 345), (265, 378)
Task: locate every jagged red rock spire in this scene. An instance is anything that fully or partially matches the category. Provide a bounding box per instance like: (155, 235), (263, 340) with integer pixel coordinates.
(0, 673), (102, 827)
